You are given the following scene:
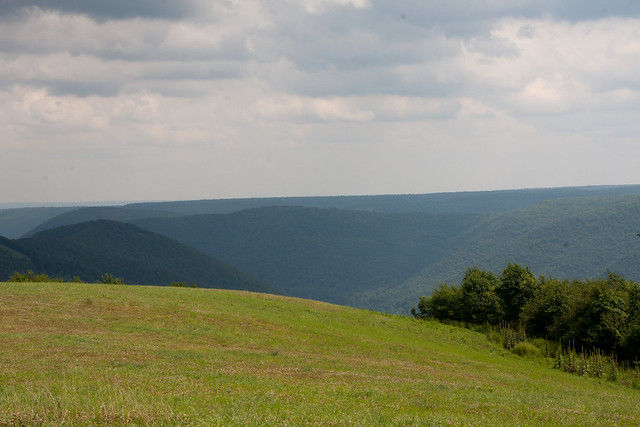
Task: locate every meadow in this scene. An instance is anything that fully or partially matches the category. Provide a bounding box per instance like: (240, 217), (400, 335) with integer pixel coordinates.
(1, 282), (639, 425)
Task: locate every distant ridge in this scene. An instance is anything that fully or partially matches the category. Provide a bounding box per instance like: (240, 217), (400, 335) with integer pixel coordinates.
(23, 206), (183, 237)
(123, 185), (640, 215)
(12, 184), (640, 237)
(0, 207), (75, 238)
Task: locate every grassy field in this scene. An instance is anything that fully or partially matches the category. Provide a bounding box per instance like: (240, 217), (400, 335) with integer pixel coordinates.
(1, 282), (639, 425)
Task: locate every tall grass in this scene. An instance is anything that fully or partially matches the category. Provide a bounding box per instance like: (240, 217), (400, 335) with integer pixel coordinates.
(483, 323), (640, 389)
(554, 342), (618, 381)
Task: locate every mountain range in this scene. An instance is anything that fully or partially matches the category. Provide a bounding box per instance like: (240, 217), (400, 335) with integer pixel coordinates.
(2, 185), (640, 313)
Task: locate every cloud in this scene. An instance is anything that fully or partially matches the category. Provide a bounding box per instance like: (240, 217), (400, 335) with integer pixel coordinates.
(0, 1), (204, 21)
(1, 1), (640, 202)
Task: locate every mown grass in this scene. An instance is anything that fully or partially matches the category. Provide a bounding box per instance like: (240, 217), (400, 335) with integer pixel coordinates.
(0, 282), (639, 425)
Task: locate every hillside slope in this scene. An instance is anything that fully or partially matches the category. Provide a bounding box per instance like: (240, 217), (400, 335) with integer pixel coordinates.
(2, 220), (272, 293)
(131, 207), (483, 305)
(0, 236), (34, 273)
(0, 282), (638, 424)
(373, 195), (640, 312)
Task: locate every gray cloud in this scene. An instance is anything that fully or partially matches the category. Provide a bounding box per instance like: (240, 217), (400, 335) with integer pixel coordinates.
(1, 0), (640, 202)
(0, 0), (204, 21)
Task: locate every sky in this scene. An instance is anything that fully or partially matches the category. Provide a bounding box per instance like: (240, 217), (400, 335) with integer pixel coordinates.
(1, 1), (640, 203)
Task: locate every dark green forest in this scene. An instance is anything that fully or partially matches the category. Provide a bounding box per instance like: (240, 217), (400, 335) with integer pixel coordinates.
(0, 220), (272, 293)
(413, 264), (640, 362)
(364, 195), (640, 312)
(131, 207), (482, 305)
(2, 186), (640, 314)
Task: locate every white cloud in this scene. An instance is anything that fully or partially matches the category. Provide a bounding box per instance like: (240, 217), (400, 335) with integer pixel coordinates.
(1, 2), (640, 202)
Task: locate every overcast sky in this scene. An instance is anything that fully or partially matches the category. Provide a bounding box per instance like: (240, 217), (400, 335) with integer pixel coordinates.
(1, 1), (640, 203)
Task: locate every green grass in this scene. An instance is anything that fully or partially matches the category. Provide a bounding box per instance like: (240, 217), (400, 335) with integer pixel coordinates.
(0, 282), (639, 425)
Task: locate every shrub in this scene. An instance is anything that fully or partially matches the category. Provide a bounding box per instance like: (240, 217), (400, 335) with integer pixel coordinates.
(412, 283), (462, 320)
(511, 342), (540, 357)
(9, 270), (51, 282)
(554, 344), (617, 380)
(100, 273), (124, 285)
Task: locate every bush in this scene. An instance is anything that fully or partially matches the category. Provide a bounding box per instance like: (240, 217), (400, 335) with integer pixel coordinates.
(411, 283), (462, 320)
(100, 273), (124, 285)
(511, 342), (540, 357)
(169, 281), (198, 288)
(9, 270), (52, 282)
(531, 337), (556, 357)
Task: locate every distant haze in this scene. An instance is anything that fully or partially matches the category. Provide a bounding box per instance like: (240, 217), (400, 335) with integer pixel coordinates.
(1, 1), (640, 202)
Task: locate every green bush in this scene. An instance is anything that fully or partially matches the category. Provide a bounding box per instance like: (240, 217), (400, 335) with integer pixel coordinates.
(411, 284), (461, 320)
(100, 273), (124, 285)
(511, 342), (540, 357)
(169, 281), (198, 288)
(9, 270), (52, 282)
(530, 337), (556, 357)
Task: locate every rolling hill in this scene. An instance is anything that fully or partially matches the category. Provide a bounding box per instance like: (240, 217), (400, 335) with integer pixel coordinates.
(135, 196), (640, 312)
(0, 282), (638, 424)
(0, 220), (272, 293)
(130, 207), (483, 305)
(6, 188), (640, 315)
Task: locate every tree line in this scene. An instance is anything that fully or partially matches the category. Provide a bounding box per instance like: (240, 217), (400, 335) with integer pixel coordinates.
(412, 264), (640, 362)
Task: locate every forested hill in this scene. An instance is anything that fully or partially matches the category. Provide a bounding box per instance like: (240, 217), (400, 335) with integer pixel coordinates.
(12, 184), (640, 238)
(0, 220), (272, 293)
(0, 235), (34, 273)
(366, 195), (640, 312)
(4, 190), (640, 314)
(131, 207), (483, 305)
(123, 185), (640, 215)
(23, 206), (183, 237)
